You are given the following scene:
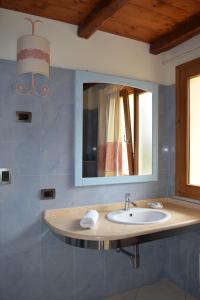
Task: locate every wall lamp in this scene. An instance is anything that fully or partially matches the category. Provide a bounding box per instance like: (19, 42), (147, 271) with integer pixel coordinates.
(16, 18), (50, 97)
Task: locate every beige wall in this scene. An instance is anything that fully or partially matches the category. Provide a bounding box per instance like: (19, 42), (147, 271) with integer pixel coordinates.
(161, 34), (200, 85)
(0, 8), (165, 84)
(0, 8), (199, 85)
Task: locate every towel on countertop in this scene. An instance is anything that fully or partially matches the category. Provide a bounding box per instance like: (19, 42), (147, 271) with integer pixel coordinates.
(80, 209), (99, 229)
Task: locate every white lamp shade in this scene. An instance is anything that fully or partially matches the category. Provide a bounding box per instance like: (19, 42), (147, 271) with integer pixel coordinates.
(17, 35), (50, 79)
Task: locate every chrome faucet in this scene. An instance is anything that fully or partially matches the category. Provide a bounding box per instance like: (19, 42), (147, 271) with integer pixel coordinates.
(124, 193), (131, 210)
(124, 193), (136, 210)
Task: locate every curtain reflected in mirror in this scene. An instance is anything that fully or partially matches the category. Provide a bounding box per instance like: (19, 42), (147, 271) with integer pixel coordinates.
(82, 83), (152, 178)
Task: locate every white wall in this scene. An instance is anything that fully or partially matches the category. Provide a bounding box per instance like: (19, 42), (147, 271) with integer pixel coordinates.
(0, 8), (165, 84)
(160, 34), (200, 85)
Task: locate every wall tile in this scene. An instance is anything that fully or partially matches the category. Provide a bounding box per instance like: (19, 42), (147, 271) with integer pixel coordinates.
(74, 248), (105, 300)
(104, 249), (132, 296)
(168, 85), (176, 196)
(0, 246), (42, 300)
(165, 232), (200, 299)
(0, 175), (41, 255)
(0, 59), (198, 300)
(40, 104), (74, 176)
(41, 242), (75, 300)
(129, 240), (166, 289)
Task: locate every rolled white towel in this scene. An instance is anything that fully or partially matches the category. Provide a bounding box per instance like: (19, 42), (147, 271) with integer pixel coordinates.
(80, 210), (99, 229)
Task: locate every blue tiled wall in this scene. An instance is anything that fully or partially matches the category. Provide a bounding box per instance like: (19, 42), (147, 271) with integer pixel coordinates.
(164, 231), (200, 299)
(0, 59), (198, 300)
(162, 85), (200, 299)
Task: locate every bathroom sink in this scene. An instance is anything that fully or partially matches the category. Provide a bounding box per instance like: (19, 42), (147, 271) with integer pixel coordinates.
(107, 208), (171, 225)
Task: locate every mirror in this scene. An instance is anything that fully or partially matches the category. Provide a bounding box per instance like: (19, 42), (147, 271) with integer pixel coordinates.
(75, 71), (158, 186)
(83, 83), (152, 178)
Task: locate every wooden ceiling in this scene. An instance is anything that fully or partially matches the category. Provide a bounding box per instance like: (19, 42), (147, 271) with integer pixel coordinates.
(1, 0), (200, 54)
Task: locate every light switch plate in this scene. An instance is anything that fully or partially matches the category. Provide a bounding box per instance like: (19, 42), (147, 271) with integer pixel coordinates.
(41, 188), (56, 200)
(16, 111), (32, 123)
(0, 168), (11, 184)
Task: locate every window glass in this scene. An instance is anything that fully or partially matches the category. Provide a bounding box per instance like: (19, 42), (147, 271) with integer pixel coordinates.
(189, 75), (200, 186)
(139, 92), (152, 175)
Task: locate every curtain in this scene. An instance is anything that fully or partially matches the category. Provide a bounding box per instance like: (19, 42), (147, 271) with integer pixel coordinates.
(97, 86), (123, 176)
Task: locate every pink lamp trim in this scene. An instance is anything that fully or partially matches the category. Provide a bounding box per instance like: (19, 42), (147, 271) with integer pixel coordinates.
(17, 48), (50, 64)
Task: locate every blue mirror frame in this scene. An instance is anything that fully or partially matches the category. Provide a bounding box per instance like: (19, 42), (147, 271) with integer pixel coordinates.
(74, 70), (158, 186)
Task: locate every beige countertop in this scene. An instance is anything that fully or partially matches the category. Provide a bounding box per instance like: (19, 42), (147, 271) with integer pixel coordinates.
(44, 198), (200, 242)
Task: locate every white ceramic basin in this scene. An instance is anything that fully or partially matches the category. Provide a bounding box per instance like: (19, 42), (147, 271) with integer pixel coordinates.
(107, 208), (171, 225)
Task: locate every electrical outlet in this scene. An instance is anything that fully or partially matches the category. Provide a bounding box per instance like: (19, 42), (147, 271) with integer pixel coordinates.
(0, 168), (11, 184)
(16, 111), (32, 123)
(41, 188), (56, 200)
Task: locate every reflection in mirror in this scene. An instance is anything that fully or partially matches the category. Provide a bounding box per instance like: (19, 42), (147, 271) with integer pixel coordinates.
(82, 83), (152, 178)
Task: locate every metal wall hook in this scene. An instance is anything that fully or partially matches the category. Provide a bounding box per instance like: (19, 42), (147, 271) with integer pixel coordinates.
(25, 18), (43, 35)
(16, 74), (49, 97)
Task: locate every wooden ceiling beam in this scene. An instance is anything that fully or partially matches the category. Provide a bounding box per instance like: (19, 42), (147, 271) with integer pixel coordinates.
(77, 0), (128, 39)
(150, 13), (200, 54)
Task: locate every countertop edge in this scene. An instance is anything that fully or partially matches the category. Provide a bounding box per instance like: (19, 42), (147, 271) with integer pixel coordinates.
(43, 197), (200, 242)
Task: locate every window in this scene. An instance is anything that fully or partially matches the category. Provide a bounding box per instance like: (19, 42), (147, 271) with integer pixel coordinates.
(176, 57), (200, 200)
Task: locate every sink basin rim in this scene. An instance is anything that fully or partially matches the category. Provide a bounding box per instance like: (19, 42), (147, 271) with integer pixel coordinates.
(106, 208), (171, 225)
